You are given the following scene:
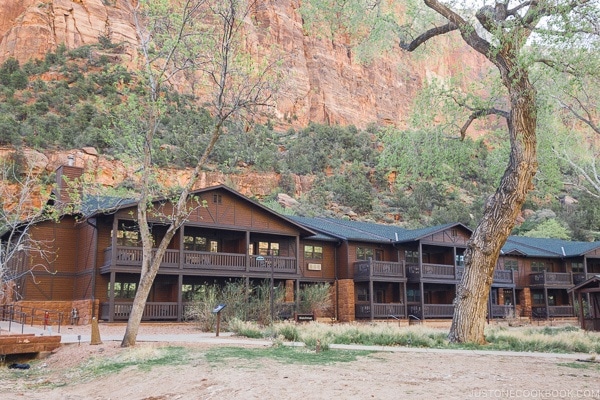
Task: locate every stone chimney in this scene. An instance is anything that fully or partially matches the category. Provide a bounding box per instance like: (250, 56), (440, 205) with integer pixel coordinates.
(53, 155), (84, 206)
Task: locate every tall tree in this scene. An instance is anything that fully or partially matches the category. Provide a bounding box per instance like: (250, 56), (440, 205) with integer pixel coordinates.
(0, 158), (56, 303)
(120, 0), (279, 347)
(300, 0), (600, 342)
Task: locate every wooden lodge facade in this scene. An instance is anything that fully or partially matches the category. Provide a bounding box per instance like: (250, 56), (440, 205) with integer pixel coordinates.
(3, 165), (600, 324)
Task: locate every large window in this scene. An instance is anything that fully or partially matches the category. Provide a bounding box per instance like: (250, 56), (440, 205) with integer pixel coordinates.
(357, 247), (383, 261)
(184, 235), (218, 252)
(115, 221), (140, 246)
(304, 245), (323, 259)
(532, 292), (545, 305)
(407, 288), (420, 303)
(571, 262), (584, 272)
(109, 282), (137, 299)
(405, 250), (419, 264)
(531, 262), (548, 273)
(504, 260), (519, 271)
(250, 241), (280, 256)
(357, 287), (369, 302)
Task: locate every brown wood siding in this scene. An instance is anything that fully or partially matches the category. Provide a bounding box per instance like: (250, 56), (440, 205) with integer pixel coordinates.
(422, 227), (471, 245)
(22, 274), (75, 301)
(338, 242), (351, 279)
(299, 240), (336, 280)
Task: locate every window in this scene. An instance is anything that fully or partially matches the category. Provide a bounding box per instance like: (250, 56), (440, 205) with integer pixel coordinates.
(212, 194), (222, 204)
(532, 292), (545, 305)
(357, 247), (373, 260)
(182, 284), (203, 301)
(115, 222), (140, 246)
(357, 287), (369, 302)
(571, 262), (584, 272)
(407, 288), (420, 303)
(531, 262), (548, 273)
(456, 254), (465, 267)
(504, 260), (519, 271)
(304, 245), (323, 259)
(109, 282), (137, 299)
(405, 250), (419, 264)
(253, 241), (279, 256)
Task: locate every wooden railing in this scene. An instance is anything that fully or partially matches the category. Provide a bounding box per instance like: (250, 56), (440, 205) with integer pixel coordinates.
(101, 302), (180, 321)
(355, 303), (405, 319)
(531, 305), (574, 318)
(493, 269), (514, 284)
(406, 263), (462, 281)
(102, 246), (297, 274)
(490, 305), (515, 319)
(573, 273), (596, 285)
(249, 255), (297, 274)
(408, 303), (454, 319)
(354, 260), (405, 279)
(529, 272), (574, 286)
(184, 251), (246, 270)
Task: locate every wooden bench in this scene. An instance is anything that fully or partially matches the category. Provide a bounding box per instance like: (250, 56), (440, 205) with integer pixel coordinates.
(0, 334), (62, 356)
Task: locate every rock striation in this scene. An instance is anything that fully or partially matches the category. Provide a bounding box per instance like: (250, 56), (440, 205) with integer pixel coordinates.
(0, 0), (488, 129)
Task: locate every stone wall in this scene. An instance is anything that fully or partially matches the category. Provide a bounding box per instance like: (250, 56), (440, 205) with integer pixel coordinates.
(335, 279), (355, 322)
(13, 299), (100, 326)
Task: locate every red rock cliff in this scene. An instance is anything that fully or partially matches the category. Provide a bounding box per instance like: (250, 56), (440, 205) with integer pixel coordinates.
(0, 0), (488, 129)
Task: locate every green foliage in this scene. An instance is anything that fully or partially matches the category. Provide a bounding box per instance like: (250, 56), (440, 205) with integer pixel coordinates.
(521, 219), (572, 240)
(184, 279), (287, 330)
(298, 283), (332, 315)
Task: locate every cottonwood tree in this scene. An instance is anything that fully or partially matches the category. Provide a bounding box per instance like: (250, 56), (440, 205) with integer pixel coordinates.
(301, 0), (600, 342)
(0, 159), (56, 304)
(120, 0), (279, 347)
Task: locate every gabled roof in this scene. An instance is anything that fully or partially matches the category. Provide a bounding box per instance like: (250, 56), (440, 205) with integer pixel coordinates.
(80, 185), (316, 237)
(502, 236), (600, 258)
(567, 275), (600, 293)
(289, 216), (470, 245)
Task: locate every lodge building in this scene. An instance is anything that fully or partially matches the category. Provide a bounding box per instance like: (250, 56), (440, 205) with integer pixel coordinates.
(3, 165), (600, 325)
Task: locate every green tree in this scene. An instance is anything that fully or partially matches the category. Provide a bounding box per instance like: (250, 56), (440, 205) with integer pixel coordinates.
(300, 0), (600, 343)
(120, 0), (281, 347)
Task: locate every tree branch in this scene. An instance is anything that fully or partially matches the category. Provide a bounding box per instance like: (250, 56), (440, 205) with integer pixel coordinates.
(459, 108), (510, 140)
(400, 22), (457, 51)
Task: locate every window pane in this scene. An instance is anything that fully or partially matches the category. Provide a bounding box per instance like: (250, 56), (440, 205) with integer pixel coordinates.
(304, 245), (313, 258)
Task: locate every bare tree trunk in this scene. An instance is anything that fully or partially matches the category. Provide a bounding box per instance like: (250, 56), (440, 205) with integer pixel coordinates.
(449, 59), (538, 343)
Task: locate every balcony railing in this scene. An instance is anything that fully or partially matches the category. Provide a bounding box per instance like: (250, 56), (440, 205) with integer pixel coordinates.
(354, 260), (406, 279)
(102, 246), (297, 274)
(101, 302), (181, 321)
(531, 305), (574, 318)
(406, 263), (463, 281)
(529, 272), (574, 287)
(493, 269), (514, 285)
(355, 303), (406, 319)
(573, 273), (597, 285)
(490, 305), (516, 319)
(408, 303), (454, 319)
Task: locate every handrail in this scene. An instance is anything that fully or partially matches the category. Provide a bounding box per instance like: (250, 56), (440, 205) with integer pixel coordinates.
(1, 304), (63, 333)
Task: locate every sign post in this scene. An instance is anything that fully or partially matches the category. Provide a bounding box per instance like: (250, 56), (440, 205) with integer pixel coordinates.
(212, 304), (227, 337)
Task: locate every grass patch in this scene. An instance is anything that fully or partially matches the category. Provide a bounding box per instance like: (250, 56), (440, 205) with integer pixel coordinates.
(203, 345), (372, 366)
(78, 346), (191, 378)
(230, 321), (600, 355)
(557, 361), (600, 371)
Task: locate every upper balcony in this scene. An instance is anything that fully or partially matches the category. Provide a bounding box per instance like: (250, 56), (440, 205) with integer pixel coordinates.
(406, 263), (463, 282)
(101, 246), (297, 275)
(354, 260), (406, 281)
(529, 271), (591, 287)
(407, 264), (515, 285)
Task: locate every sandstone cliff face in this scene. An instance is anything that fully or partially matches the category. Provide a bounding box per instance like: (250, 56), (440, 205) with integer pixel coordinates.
(0, 0), (488, 129)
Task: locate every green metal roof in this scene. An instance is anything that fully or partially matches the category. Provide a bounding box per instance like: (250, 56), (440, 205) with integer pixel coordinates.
(289, 216), (468, 245)
(502, 236), (600, 258)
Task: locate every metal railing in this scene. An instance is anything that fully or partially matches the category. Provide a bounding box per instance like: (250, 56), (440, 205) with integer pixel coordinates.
(355, 303), (406, 318)
(1, 304), (64, 333)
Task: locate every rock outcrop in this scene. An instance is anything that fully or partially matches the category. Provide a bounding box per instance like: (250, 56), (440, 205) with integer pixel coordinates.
(0, 0), (488, 129)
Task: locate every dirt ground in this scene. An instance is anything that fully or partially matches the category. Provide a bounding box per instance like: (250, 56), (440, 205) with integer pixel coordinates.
(2, 323), (600, 400)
